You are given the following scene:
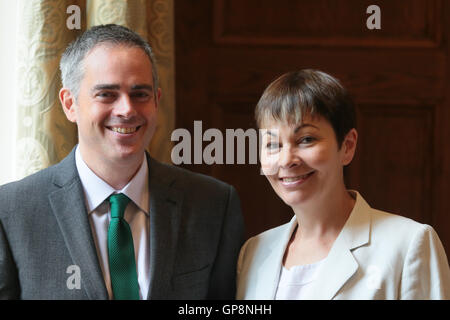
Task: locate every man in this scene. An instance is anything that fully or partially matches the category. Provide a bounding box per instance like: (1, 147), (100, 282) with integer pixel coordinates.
(0, 24), (244, 299)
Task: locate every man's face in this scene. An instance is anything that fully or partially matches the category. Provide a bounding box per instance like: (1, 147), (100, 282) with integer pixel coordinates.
(65, 44), (159, 166)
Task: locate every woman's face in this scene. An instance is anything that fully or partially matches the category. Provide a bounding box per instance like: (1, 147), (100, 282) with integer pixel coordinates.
(260, 115), (357, 208)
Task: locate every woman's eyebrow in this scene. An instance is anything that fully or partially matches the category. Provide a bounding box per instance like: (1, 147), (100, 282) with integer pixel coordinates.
(263, 123), (319, 136)
(294, 123), (319, 133)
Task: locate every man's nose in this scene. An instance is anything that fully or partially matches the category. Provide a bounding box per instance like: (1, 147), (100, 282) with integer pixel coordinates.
(114, 95), (137, 117)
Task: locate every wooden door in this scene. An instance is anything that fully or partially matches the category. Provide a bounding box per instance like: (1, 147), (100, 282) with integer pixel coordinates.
(174, 0), (450, 257)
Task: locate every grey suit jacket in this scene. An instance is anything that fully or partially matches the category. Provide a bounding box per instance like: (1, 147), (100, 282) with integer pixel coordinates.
(0, 147), (244, 299)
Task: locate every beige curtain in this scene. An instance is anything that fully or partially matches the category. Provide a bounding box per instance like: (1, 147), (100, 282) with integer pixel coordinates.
(14, 0), (175, 180)
(87, 0), (148, 37)
(146, 0), (176, 164)
(15, 0), (80, 179)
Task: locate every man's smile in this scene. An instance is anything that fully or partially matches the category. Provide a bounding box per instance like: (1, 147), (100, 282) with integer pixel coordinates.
(106, 125), (142, 134)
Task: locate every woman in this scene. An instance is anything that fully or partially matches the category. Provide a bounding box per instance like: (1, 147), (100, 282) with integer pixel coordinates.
(236, 70), (450, 299)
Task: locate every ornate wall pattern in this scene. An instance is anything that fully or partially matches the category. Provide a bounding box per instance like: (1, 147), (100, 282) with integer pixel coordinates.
(15, 0), (79, 180)
(146, 0), (176, 163)
(87, 0), (148, 38)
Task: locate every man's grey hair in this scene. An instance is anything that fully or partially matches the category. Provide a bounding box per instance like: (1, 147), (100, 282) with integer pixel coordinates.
(60, 24), (159, 99)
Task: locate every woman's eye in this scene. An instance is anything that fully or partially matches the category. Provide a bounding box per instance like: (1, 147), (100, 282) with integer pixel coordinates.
(299, 136), (316, 144)
(265, 142), (280, 150)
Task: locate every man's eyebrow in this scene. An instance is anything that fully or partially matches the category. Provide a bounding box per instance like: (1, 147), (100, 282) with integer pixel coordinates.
(91, 84), (120, 92)
(130, 84), (153, 91)
(91, 84), (154, 93)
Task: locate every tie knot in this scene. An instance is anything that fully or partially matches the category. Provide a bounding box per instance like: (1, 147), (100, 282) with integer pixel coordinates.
(109, 193), (130, 219)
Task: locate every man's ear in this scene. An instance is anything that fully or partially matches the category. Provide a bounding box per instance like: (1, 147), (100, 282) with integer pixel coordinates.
(59, 88), (77, 123)
(341, 128), (358, 166)
(155, 87), (162, 107)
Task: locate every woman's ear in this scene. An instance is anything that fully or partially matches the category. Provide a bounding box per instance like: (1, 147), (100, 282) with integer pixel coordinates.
(59, 88), (77, 123)
(341, 128), (358, 166)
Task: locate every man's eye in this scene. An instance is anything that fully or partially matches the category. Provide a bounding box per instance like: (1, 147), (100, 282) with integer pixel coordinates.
(131, 91), (151, 99)
(97, 92), (115, 98)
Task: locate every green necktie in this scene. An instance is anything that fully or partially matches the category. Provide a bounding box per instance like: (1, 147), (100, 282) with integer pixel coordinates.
(108, 193), (140, 300)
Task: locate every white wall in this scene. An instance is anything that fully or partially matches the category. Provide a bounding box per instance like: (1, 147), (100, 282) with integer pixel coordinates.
(0, 0), (18, 184)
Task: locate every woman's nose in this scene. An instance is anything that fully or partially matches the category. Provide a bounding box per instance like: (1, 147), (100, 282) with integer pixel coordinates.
(278, 145), (300, 169)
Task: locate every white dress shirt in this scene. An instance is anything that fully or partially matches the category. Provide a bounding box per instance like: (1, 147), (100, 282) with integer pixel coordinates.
(75, 147), (150, 300)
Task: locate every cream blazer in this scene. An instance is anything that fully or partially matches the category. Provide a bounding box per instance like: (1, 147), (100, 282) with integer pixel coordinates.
(237, 191), (450, 299)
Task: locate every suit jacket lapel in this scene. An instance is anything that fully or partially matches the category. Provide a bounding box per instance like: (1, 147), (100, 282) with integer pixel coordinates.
(146, 155), (183, 299)
(255, 217), (298, 299)
(49, 148), (108, 299)
(305, 236), (358, 299)
(306, 191), (371, 299)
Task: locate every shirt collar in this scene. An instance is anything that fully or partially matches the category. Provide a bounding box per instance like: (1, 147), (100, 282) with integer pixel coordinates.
(75, 146), (149, 215)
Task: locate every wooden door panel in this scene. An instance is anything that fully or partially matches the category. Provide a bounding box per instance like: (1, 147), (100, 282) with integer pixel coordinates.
(175, 0), (450, 257)
(209, 49), (446, 101)
(214, 0), (442, 47)
(349, 103), (435, 224)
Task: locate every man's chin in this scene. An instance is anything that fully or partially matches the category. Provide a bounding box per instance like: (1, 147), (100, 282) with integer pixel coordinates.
(110, 146), (146, 161)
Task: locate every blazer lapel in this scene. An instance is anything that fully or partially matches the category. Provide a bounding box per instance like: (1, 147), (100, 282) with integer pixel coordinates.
(146, 156), (183, 299)
(49, 149), (108, 299)
(305, 236), (358, 299)
(255, 217), (298, 299)
(306, 191), (371, 299)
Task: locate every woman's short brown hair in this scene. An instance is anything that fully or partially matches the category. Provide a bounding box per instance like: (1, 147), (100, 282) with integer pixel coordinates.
(255, 69), (356, 147)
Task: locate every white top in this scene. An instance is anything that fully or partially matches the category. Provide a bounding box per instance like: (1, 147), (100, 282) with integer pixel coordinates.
(275, 258), (326, 300)
(75, 146), (150, 300)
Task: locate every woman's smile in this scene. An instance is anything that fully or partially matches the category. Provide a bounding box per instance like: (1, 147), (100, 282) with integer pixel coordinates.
(279, 171), (316, 188)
